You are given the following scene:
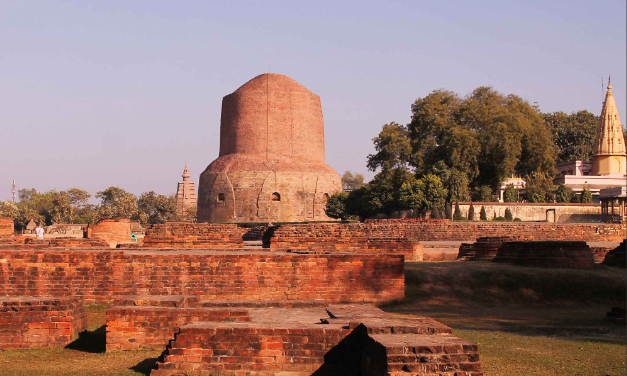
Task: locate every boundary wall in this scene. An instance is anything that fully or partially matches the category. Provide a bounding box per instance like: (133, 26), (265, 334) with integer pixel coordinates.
(456, 202), (601, 222)
(0, 249), (404, 305)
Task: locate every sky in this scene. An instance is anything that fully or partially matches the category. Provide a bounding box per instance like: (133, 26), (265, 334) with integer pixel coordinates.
(1, 0), (625, 201)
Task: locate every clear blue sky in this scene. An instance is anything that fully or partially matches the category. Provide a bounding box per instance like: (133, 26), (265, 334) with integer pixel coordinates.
(1, 0), (625, 201)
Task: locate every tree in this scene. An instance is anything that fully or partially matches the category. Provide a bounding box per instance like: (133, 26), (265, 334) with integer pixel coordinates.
(431, 206), (441, 219)
(453, 202), (463, 220)
(580, 187), (593, 203)
(0, 201), (19, 219)
(96, 187), (137, 219)
(341, 171), (365, 191)
(505, 208), (513, 221)
(555, 184), (572, 203)
(480, 206), (487, 220)
(367, 122), (412, 172)
(503, 184), (518, 203)
(420, 174), (448, 210)
(544, 110), (598, 163)
(473, 185), (495, 202)
(524, 172), (555, 203)
(325, 192), (349, 220)
(137, 191), (177, 225)
(468, 202), (475, 220)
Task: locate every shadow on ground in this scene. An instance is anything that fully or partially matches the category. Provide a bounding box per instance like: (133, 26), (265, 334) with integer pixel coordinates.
(65, 325), (106, 353)
(130, 357), (159, 375)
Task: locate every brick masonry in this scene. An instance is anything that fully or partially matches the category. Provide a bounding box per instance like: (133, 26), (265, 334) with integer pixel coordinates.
(0, 217), (13, 235)
(150, 304), (481, 376)
(0, 249), (404, 305)
(0, 296), (87, 349)
(86, 218), (133, 247)
(197, 74), (342, 223)
(493, 241), (596, 268)
(140, 222), (243, 248)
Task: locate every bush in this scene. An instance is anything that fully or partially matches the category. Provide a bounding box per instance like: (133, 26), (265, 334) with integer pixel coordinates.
(480, 206), (487, 220)
(468, 202), (475, 220)
(580, 187), (593, 203)
(453, 202), (463, 220)
(505, 208), (513, 221)
(493, 216), (507, 221)
(514, 217), (522, 222)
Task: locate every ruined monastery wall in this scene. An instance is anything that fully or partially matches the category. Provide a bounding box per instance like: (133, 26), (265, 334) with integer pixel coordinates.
(0, 249), (404, 305)
(457, 202), (602, 222)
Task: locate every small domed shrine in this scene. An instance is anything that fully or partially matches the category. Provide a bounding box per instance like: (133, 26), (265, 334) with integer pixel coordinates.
(197, 73), (342, 222)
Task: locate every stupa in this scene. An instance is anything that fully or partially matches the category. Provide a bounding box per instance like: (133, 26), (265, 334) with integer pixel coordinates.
(197, 73), (341, 222)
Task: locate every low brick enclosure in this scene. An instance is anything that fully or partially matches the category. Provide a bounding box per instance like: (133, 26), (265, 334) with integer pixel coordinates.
(150, 303), (481, 376)
(141, 222), (243, 248)
(268, 221), (626, 258)
(493, 241), (595, 268)
(0, 296), (87, 349)
(86, 218), (133, 247)
(603, 239), (627, 267)
(0, 217), (13, 235)
(0, 249), (404, 305)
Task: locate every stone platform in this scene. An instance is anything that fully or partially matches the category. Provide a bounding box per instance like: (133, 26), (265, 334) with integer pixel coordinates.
(142, 300), (480, 376)
(0, 296), (87, 349)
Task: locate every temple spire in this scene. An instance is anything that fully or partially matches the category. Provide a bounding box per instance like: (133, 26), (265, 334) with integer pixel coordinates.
(592, 79), (627, 175)
(182, 160), (191, 181)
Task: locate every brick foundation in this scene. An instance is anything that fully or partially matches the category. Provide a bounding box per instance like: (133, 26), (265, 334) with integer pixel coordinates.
(150, 304), (480, 376)
(86, 218), (133, 247)
(0, 296), (87, 349)
(0, 249), (404, 305)
(141, 222), (243, 248)
(269, 222), (626, 260)
(493, 241), (595, 268)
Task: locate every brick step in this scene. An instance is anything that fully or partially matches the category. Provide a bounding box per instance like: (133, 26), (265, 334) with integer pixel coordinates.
(199, 299), (327, 308)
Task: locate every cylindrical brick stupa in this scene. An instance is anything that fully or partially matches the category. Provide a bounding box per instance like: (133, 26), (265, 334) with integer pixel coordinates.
(198, 73), (342, 223)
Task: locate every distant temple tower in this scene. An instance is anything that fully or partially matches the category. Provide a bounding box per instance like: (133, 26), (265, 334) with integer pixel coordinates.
(175, 162), (197, 217)
(592, 79), (627, 175)
(197, 73), (342, 222)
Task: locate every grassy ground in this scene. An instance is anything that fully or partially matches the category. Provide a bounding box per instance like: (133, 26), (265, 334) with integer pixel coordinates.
(383, 262), (627, 376)
(0, 262), (625, 375)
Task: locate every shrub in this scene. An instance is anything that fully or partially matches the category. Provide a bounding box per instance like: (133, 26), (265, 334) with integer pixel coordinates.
(431, 206), (441, 219)
(580, 187), (593, 203)
(445, 204), (452, 220)
(514, 217), (522, 222)
(480, 206), (487, 220)
(468, 202), (475, 220)
(453, 202), (463, 220)
(505, 208), (513, 221)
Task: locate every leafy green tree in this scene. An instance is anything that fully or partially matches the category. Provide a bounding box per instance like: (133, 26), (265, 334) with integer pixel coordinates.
(505, 208), (514, 221)
(524, 172), (555, 203)
(473, 185), (495, 202)
(480, 206), (487, 220)
(468, 202), (475, 220)
(0, 201), (19, 219)
(555, 184), (572, 203)
(325, 192), (349, 220)
(367, 122), (412, 172)
(96, 187), (137, 219)
(420, 174), (448, 210)
(453, 202), (463, 220)
(137, 191), (177, 225)
(580, 187), (593, 203)
(341, 171), (365, 191)
(503, 184), (518, 202)
(544, 110), (598, 163)
(399, 179), (426, 212)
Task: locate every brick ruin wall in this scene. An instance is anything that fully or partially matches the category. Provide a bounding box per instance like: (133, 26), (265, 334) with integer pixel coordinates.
(0, 297), (87, 349)
(86, 218), (133, 247)
(0, 249), (404, 305)
(141, 222), (243, 248)
(493, 241), (596, 269)
(0, 217), (14, 236)
(270, 221), (625, 247)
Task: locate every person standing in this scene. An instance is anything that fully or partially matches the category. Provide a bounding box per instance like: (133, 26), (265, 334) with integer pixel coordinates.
(35, 224), (44, 240)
